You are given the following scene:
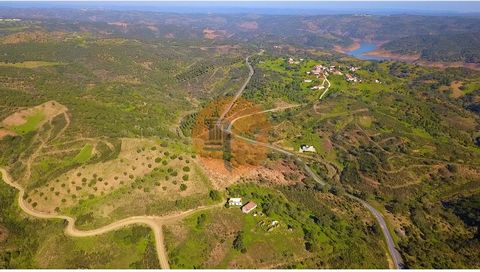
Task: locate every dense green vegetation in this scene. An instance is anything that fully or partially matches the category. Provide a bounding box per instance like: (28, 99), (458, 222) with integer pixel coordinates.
(165, 183), (388, 269)
(246, 53), (480, 268)
(1, 9), (480, 269)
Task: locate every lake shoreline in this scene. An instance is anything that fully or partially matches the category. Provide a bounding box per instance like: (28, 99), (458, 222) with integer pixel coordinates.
(334, 40), (361, 54)
(343, 42), (480, 70)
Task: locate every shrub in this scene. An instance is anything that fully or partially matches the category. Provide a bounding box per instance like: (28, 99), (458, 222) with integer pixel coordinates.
(182, 175), (189, 181)
(183, 166), (190, 172)
(233, 231), (246, 253)
(196, 214), (207, 228)
(180, 184), (187, 191)
(209, 190), (222, 201)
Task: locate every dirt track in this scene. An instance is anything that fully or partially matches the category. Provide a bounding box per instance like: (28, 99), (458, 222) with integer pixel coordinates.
(223, 62), (404, 269)
(0, 100), (225, 269)
(0, 167), (224, 269)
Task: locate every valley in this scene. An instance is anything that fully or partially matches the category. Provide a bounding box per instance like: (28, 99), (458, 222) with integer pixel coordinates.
(0, 4), (480, 269)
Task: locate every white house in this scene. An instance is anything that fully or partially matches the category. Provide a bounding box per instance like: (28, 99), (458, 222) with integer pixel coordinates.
(299, 144), (316, 153)
(310, 85), (324, 90)
(228, 198), (242, 206)
(304, 79), (313, 83)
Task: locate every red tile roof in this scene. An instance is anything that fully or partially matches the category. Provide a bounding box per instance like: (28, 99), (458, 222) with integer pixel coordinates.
(241, 201), (257, 213)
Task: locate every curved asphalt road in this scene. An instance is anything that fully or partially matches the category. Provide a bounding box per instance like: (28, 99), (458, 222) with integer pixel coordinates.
(223, 55), (404, 269)
(1, 51), (403, 269)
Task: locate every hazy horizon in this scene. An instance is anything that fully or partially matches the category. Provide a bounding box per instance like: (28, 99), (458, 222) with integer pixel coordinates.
(1, 1), (480, 16)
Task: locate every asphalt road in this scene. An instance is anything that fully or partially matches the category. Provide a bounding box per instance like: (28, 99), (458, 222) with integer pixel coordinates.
(222, 57), (405, 268)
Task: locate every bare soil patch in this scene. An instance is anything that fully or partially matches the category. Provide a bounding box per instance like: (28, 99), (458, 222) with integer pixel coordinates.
(203, 29), (227, 40)
(2, 100), (67, 127)
(450, 81), (464, 98)
(0, 128), (16, 139)
(199, 157), (256, 190)
(364, 48), (420, 62)
(334, 40), (361, 53)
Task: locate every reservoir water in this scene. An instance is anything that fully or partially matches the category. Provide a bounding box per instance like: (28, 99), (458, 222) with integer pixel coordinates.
(347, 42), (389, 61)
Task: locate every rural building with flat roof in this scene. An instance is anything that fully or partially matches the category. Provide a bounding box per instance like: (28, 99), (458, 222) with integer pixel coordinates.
(228, 198), (242, 206)
(241, 201), (257, 213)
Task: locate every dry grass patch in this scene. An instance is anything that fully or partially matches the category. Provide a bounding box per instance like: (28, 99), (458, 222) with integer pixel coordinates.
(27, 138), (210, 217)
(0, 61), (63, 69)
(2, 100), (67, 135)
(0, 225), (8, 243)
(1, 31), (71, 44)
(450, 81), (464, 98)
(2, 100), (66, 127)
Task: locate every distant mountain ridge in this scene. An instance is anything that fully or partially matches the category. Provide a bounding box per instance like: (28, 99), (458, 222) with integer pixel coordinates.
(1, 8), (480, 64)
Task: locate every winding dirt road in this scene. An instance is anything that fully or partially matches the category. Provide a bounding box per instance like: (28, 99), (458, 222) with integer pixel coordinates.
(1, 51), (404, 269)
(1, 167), (224, 269)
(223, 56), (404, 269)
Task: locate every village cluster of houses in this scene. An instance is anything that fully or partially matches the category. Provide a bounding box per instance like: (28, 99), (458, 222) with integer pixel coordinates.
(304, 63), (366, 84)
(285, 56), (382, 86)
(345, 66), (362, 82)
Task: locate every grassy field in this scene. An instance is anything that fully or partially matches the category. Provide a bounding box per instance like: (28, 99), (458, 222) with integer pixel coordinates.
(73, 144), (93, 164)
(9, 110), (45, 135)
(165, 183), (389, 269)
